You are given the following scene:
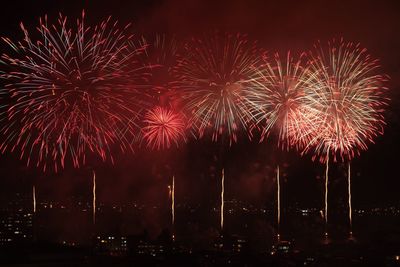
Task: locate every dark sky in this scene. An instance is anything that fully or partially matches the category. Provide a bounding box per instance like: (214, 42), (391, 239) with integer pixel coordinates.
(0, 0), (399, 210)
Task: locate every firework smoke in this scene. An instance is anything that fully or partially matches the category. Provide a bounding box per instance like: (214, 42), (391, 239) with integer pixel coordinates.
(297, 39), (388, 236)
(244, 52), (313, 236)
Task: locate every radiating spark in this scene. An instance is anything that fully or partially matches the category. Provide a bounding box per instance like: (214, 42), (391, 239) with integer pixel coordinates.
(299, 39), (389, 163)
(174, 33), (266, 143)
(146, 34), (178, 97)
(244, 51), (311, 149)
(142, 106), (186, 150)
(0, 11), (150, 172)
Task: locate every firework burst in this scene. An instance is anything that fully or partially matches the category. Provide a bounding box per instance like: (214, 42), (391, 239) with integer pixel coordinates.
(297, 39), (389, 236)
(244, 51), (313, 149)
(142, 106), (186, 150)
(300, 39), (389, 162)
(243, 52), (314, 236)
(174, 32), (266, 143)
(0, 11), (150, 172)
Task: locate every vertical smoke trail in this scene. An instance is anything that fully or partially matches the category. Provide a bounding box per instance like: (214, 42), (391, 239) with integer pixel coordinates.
(277, 165), (280, 237)
(221, 168), (224, 231)
(325, 153), (329, 236)
(93, 171), (96, 225)
(33, 185), (36, 213)
(348, 162), (352, 234)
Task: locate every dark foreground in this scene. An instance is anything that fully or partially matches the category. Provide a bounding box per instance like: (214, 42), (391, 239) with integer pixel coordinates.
(2, 210), (400, 266)
(1, 238), (400, 267)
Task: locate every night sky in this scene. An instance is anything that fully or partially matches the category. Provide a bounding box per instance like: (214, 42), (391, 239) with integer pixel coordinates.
(0, 0), (399, 211)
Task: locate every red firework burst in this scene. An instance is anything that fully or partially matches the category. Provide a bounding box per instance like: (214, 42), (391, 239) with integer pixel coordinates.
(142, 106), (186, 150)
(0, 11), (150, 172)
(299, 39), (389, 162)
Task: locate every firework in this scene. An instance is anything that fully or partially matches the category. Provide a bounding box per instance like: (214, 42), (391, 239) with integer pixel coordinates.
(174, 33), (265, 143)
(0, 11), (149, 172)
(300, 39), (388, 162)
(299, 39), (388, 235)
(244, 52), (312, 236)
(244, 52), (312, 148)
(142, 106), (186, 150)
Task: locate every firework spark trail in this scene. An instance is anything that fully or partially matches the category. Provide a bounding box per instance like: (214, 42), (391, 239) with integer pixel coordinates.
(142, 106), (186, 150)
(348, 162), (352, 233)
(33, 185), (36, 213)
(325, 153), (329, 236)
(171, 175), (175, 240)
(174, 33), (266, 143)
(153, 34), (178, 67)
(0, 11), (150, 172)
(173, 34), (264, 234)
(93, 170), (96, 225)
(277, 165), (280, 236)
(172, 175), (175, 225)
(221, 168), (224, 231)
